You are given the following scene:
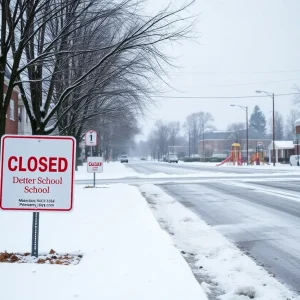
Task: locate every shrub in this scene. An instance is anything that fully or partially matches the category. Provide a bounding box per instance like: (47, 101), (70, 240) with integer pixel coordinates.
(183, 157), (201, 162)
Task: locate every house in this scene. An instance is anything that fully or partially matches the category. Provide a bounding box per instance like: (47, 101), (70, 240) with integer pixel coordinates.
(199, 129), (272, 159)
(267, 141), (295, 163)
(3, 66), (18, 134)
(18, 96), (31, 135)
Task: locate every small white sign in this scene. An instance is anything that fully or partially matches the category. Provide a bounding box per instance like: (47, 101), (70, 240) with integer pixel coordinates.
(85, 130), (97, 146)
(0, 135), (76, 212)
(87, 157), (103, 173)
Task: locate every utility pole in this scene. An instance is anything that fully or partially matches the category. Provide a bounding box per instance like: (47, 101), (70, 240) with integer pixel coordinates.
(230, 104), (248, 165)
(272, 93), (275, 166)
(255, 90), (276, 166)
(246, 106), (249, 165)
(188, 131), (190, 157)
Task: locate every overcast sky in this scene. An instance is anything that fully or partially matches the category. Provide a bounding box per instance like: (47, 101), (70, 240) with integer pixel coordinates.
(138, 0), (300, 138)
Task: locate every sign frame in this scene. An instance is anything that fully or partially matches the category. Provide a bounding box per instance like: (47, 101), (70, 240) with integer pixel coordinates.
(0, 135), (76, 212)
(85, 130), (98, 146)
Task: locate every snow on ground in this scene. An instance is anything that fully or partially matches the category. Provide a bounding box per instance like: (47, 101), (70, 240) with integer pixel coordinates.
(75, 161), (138, 179)
(139, 184), (300, 300)
(183, 161), (300, 171)
(75, 162), (298, 181)
(0, 184), (207, 300)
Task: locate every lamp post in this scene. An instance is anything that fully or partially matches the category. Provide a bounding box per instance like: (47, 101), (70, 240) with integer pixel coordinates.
(255, 90), (275, 166)
(230, 105), (248, 165)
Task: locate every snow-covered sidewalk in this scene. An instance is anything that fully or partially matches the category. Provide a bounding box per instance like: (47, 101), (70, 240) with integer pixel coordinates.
(140, 184), (300, 300)
(0, 184), (207, 300)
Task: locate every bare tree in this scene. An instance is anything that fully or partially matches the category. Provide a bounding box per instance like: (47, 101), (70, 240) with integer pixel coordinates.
(2, 0), (195, 143)
(285, 109), (300, 140)
(184, 113), (199, 155)
(168, 122), (180, 153)
(269, 112), (284, 140)
(0, 0), (88, 136)
(227, 122), (245, 144)
(197, 112), (214, 159)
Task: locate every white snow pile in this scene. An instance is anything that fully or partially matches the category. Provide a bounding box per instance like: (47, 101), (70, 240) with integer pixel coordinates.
(75, 162), (288, 181)
(75, 161), (139, 179)
(0, 184), (207, 300)
(139, 184), (300, 300)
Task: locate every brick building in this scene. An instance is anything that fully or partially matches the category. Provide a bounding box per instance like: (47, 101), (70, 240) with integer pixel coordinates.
(18, 97), (31, 135)
(199, 129), (272, 160)
(3, 67), (18, 134)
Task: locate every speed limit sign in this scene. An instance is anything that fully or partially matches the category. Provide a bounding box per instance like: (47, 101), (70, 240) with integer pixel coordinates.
(85, 130), (98, 146)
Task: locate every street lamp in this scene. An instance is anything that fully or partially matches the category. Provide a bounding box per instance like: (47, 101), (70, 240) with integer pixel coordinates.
(255, 90), (275, 166)
(230, 104), (248, 165)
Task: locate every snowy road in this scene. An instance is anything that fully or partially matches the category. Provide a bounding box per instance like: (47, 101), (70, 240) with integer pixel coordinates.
(160, 180), (300, 293)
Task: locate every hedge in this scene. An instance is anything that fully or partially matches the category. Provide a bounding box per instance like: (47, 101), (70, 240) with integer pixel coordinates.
(182, 157), (224, 163)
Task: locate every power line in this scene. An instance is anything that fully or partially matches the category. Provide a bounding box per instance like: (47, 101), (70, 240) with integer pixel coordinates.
(153, 92), (300, 99)
(188, 78), (300, 88)
(172, 69), (300, 75)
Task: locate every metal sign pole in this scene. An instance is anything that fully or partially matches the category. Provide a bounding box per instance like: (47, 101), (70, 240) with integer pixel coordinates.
(90, 146), (95, 187)
(297, 136), (300, 167)
(31, 211), (39, 257)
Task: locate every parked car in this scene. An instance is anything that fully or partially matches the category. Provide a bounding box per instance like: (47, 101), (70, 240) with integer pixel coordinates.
(167, 154), (178, 163)
(290, 155), (300, 166)
(120, 155), (129, 163)
(140, 157), (147, 161)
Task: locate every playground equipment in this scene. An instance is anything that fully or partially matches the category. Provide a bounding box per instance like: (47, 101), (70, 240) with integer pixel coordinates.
(217, 143), (242, 166)
(249, 142), (269, 165)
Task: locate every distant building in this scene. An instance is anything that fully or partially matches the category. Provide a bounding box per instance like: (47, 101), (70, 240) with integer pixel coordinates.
(3, 66), (18, 134)
(199, 129), (272, 159)
(18, 96), (31, 135)
(267, 141), (295, 163)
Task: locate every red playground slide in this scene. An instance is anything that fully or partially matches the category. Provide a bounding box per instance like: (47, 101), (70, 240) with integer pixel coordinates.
(216, 154), (242, 166)
(216, 154), (233, 166)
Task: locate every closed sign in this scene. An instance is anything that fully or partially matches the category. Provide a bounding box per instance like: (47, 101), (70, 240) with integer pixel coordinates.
(0, 135), (76, 211)
(87, 157), (103, 173)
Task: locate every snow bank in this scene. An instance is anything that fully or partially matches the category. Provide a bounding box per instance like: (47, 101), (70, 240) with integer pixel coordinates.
(140, 184), (300, 300)
(0, 184), (207, 300)
(75, 161), (139, 179)
(185, 161), (300, 172)
(75, 162), (292, 181)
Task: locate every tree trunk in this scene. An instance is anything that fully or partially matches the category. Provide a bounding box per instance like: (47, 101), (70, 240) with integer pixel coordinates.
(0, 107), (6, 151)
(75, 142), (82, 171)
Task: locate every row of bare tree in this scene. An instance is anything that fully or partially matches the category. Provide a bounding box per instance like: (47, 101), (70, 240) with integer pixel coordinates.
(0, 0), (195, 164)
(136, 107), (300, 159)
(136, 111), (214, 159)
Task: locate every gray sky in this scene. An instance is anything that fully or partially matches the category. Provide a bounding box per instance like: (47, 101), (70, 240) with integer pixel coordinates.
(139, 0), (300, 138)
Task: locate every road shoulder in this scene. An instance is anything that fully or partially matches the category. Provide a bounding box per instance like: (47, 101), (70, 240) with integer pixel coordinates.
(139, 184), (299, 300)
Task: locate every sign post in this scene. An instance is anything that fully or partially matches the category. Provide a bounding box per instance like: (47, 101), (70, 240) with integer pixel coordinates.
(0, 135), (76, 257)
(87, 156), (103, 186)
(85, 130), (98, 187)
(31, 212), (39, 257)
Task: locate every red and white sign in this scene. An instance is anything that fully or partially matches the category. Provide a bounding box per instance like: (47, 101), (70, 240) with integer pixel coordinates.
(85, 130), (97, 146)
(87, 157), (103, 173)
(0, 135), (76, 212)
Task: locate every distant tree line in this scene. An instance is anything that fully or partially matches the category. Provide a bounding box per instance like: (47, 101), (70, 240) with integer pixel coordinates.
(135, 105), (300, 159)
